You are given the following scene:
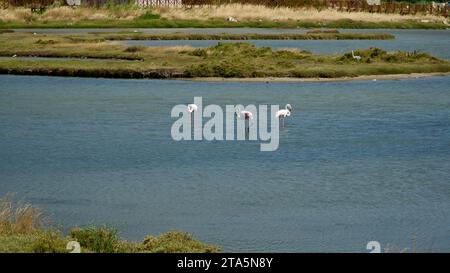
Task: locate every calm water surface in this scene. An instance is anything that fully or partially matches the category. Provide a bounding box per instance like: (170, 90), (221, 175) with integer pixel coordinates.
(0, 75), (449, 252)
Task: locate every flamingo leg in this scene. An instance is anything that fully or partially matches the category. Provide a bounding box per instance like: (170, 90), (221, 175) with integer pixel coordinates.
(245, 119), (249, 138)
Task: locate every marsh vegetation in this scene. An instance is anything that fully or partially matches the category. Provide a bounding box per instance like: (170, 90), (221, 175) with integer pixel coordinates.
(0, 194), (219, 253)
(0, 31), (448, 79)
(0, 3), (448, 29)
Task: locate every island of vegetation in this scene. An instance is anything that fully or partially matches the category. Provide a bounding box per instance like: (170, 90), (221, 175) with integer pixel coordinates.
(0, 194), (219, 253)
(71, 30), (395, 41)
(0, 31), (449, 81)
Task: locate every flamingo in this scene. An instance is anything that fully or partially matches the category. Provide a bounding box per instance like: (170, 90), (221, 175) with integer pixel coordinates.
(235, 107), (253, 134)
(351, 50), (362, 61)
(235, 107), (253, 120)
(187, 103), (198, 113)
(187, 103), (198, 126)
(276, 104), (292, 128)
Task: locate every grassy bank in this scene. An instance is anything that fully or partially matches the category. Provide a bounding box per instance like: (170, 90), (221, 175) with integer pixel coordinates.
(0, 5), (448, 29)
(1, 18), (447, 30)
(67, 31), (395, 41)
(0, 31), (449, 80)
(0, 194), (219, 253)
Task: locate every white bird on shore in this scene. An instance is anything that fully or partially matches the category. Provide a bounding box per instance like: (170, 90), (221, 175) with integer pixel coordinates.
(12, 54), (17, 58)
(276, 104), (292, 127)
(352, 50), (362, 61)
(187, 103), (198, 113)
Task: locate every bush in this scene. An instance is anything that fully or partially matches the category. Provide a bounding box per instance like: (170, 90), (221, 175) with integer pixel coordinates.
(140, 11), (161, 20)
(306, 29), (339, 34)
(189, 48), (208, 58)
(142, 231), (219, 253)
(69, 225), (119, 253)
(31, 230), (67, 253)
(0, 193), (44, 235)
(124, 45), (146, 53)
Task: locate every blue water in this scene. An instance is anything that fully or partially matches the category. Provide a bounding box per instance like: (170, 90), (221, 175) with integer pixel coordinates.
(0, 74), (449, 252)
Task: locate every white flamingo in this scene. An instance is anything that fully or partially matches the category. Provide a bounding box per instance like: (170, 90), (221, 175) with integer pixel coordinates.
(187, 103), (198, 113)
(276, 104), (292, 128)
(235, 107), (253, 134)
(352, 50), (362, 61)
(235, 107), (253, 120)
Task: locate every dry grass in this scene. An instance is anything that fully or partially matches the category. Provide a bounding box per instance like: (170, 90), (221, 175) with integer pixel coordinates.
(0, 4), (446, 24)
(148, 45), (195, 53)
(0, 6), (146, 22)
(155, 4), (446, 23)
(0, 193), (44, 235)
(0, 7), (33, 22)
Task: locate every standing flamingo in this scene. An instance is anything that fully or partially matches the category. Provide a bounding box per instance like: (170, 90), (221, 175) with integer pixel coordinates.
(235, 107), (253, 120)
(187, 103), (198, 113)
(276, 104), (292, 128)
(187, 103), (198, 126)
(235, 107), (253, 134)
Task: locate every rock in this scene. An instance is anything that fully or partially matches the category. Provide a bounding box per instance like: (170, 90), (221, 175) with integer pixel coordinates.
(227, 17), (238, 22)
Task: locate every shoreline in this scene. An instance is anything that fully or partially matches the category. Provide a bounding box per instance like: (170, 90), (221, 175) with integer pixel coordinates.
(1, 71), (448, 82)
(1, 21), (447, 30)
(190, 72), (450, 83)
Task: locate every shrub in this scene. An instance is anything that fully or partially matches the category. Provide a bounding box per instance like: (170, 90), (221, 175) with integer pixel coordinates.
(140, 11), (161, 20)
(142, 231), (219, 253)
(189, 48), (208, 58)
(0, 193), (44, 235)
(31, 230), (67, 253)
(306, 29), (339, 34)
(69, 225), (119, 253)
(185, 63), (214, 77)
(124, 45), (145, 53)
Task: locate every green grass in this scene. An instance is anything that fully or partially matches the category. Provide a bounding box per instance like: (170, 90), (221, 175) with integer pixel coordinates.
(0, 194), (219, 253)
(0, 227), (219, 253)
(77, 32), (395, 41)
(0, 234), (37, 253)
(0, 32), (448, 79)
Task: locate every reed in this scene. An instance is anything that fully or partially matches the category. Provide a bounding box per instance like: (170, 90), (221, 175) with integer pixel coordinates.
(0, 194), (44, 235)
(0, 4), (447, 29)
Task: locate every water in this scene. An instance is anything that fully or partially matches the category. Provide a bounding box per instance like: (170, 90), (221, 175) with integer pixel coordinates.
(1, 74), (449, 252)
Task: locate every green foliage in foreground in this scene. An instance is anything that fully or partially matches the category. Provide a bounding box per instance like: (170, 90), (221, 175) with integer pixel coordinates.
(0, 194), (219, 253)
(69, 226), (120, 253)
(0, 227), (220, 253)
